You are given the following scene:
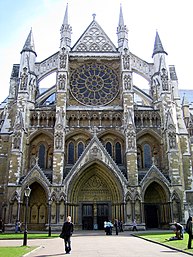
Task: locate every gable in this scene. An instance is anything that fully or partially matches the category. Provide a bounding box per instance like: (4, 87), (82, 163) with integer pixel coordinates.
(64, 136), (127, 188)
(72, 19), (117, 52)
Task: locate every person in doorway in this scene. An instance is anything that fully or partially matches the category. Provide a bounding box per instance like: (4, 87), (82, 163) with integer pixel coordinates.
(132, 219), (138, 231)
(61, 216), (74, 254)
(105, 220), (113, 235)
(186, 216), (193, 249)
(114, 219), (119, 235)
(17, 220), (22, 232)
(0, 218), (4, 233)
(118, 220), (124, 232)
(15, 220), (22, 233)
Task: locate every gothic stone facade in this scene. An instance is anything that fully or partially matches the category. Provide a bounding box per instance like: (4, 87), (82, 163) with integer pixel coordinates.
(0, 6), (193, 231)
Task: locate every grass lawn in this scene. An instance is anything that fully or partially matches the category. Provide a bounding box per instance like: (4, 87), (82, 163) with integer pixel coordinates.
(0, 232), (59, 240)
(136, 231), (193, 254)
(0, 233), (59, 257)
(0, 246), (37, 257)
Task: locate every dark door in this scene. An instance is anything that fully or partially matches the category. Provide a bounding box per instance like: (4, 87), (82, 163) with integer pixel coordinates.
(97, 204), (109, 230)
(82, 204), (93, 230)
(144, 204), (158, 228)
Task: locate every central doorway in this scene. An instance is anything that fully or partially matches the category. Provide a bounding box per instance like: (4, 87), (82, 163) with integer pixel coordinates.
(82, 203), (109, 230)
(97, 204), (109, 230)
(144, 204), (158, 228)
(82, 204), (93, 230)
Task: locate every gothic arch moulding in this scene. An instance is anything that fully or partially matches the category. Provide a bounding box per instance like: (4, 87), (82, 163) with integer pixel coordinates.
(141, 177), (170, 202)
(67, 162), (124, 204)
(28, 129), (54, 143)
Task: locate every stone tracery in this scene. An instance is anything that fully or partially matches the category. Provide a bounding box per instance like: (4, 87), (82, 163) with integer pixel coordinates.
(70, 63), (119, 106)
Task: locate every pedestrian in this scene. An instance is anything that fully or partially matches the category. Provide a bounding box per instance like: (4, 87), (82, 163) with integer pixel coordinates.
(118, 220), (124, 232)
(0, 218), (4, 233)
(60, 216), (74, 254)
(114, 219), (119, 235)
(15, 220), (22, 233)
(15, 220), (18, 233)
(105, 220), (113, 235)
(17, 220), (22, 232)
(186, 216), (192, 249)
(132, 219), (138, 231)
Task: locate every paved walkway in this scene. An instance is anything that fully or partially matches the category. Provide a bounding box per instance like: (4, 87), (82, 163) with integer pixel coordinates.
(1, 231), (192, 257)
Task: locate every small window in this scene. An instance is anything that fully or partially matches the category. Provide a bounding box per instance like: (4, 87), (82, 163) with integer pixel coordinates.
(115, 142), (122, 164)
(68, 142), (74, 164)
(78, 142), (84, 158)
(144, 144), (152, 168)
(106, 142), (112, 156)
(38, 144), (46, 169)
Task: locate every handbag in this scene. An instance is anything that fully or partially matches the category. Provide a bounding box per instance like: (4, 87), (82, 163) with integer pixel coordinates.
(59, 232), (65, 239)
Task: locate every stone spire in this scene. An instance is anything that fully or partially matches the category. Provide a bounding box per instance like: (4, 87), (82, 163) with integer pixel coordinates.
(60, 3), (72, 49)
(19, 29), (37, 74)
(152, 31), (167, 58)
(21, 28), (36, 55)
(152, 31), (168, 80)
(117, 4), (128, 51)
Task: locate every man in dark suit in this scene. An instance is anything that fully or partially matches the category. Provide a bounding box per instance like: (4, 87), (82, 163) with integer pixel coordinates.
(61, 216), (74, 254)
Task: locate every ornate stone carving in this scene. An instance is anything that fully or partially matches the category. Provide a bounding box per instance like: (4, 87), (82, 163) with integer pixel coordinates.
(59, 48), (67, 69)
(20, 67), (28, 90)
(161, 68), (169, 91)
(73, 21), (116, 52)
(89, 146), (102, 160)
(123, 51), (130, 70)
(55, 132), (63, 150)
(58, 74), (66, 90)
(168, 131), (176, 149)
(123, 74), (131, 90)
(13, 132), (21, 150)
(70, 63), (119, 106)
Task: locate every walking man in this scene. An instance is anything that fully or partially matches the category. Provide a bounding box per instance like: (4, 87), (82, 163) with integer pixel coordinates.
(61, 216), (74, 254)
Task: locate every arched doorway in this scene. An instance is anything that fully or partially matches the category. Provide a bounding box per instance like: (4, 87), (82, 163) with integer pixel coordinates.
(144, 181), (170, 229)
(25, 182), (48, 230)
(68, 163), (124, 230)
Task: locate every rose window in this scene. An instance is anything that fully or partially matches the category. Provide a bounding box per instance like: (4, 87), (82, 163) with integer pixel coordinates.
(70, 63), (119, 106)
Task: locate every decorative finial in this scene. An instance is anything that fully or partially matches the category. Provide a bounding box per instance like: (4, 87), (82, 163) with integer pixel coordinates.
(92, 13), (96, 20)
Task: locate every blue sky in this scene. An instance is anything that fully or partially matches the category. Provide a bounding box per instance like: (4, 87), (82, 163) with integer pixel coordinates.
(0, 0), (193, 102)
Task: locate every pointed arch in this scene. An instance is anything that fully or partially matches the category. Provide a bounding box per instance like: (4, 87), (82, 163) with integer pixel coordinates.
(67, 161), (124, 203)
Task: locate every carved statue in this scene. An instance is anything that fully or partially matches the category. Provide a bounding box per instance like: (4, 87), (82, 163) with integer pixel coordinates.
(123, 51), (130, 70)
(123, 74), (131, 90)
(161, 68), (169, 91)
(59, 48), (67, 69)
(55, 132), (63, 149)
(20, 67), (28, 90)
(58, 74), (66, 90)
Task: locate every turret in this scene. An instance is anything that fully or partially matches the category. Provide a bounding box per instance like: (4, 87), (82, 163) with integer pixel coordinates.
(182, 94), (190, 127)
(117, 4), (128, 51)
(151, 32), (170, 100)
(60, 3), (72, 49)
(152, 31), (167, 73)
(19, 29), (37, 74)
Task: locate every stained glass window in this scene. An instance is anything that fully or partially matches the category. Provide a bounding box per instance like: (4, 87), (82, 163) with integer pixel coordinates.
(106, 142), (112, 156)
(38, 144), (45, 169)
(115, 142), (122, 164)
(68, 142), (74, 164)
(78, 142), (84, 158)
(70, 63), (119, 106)
(144, 144), (152, 168)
